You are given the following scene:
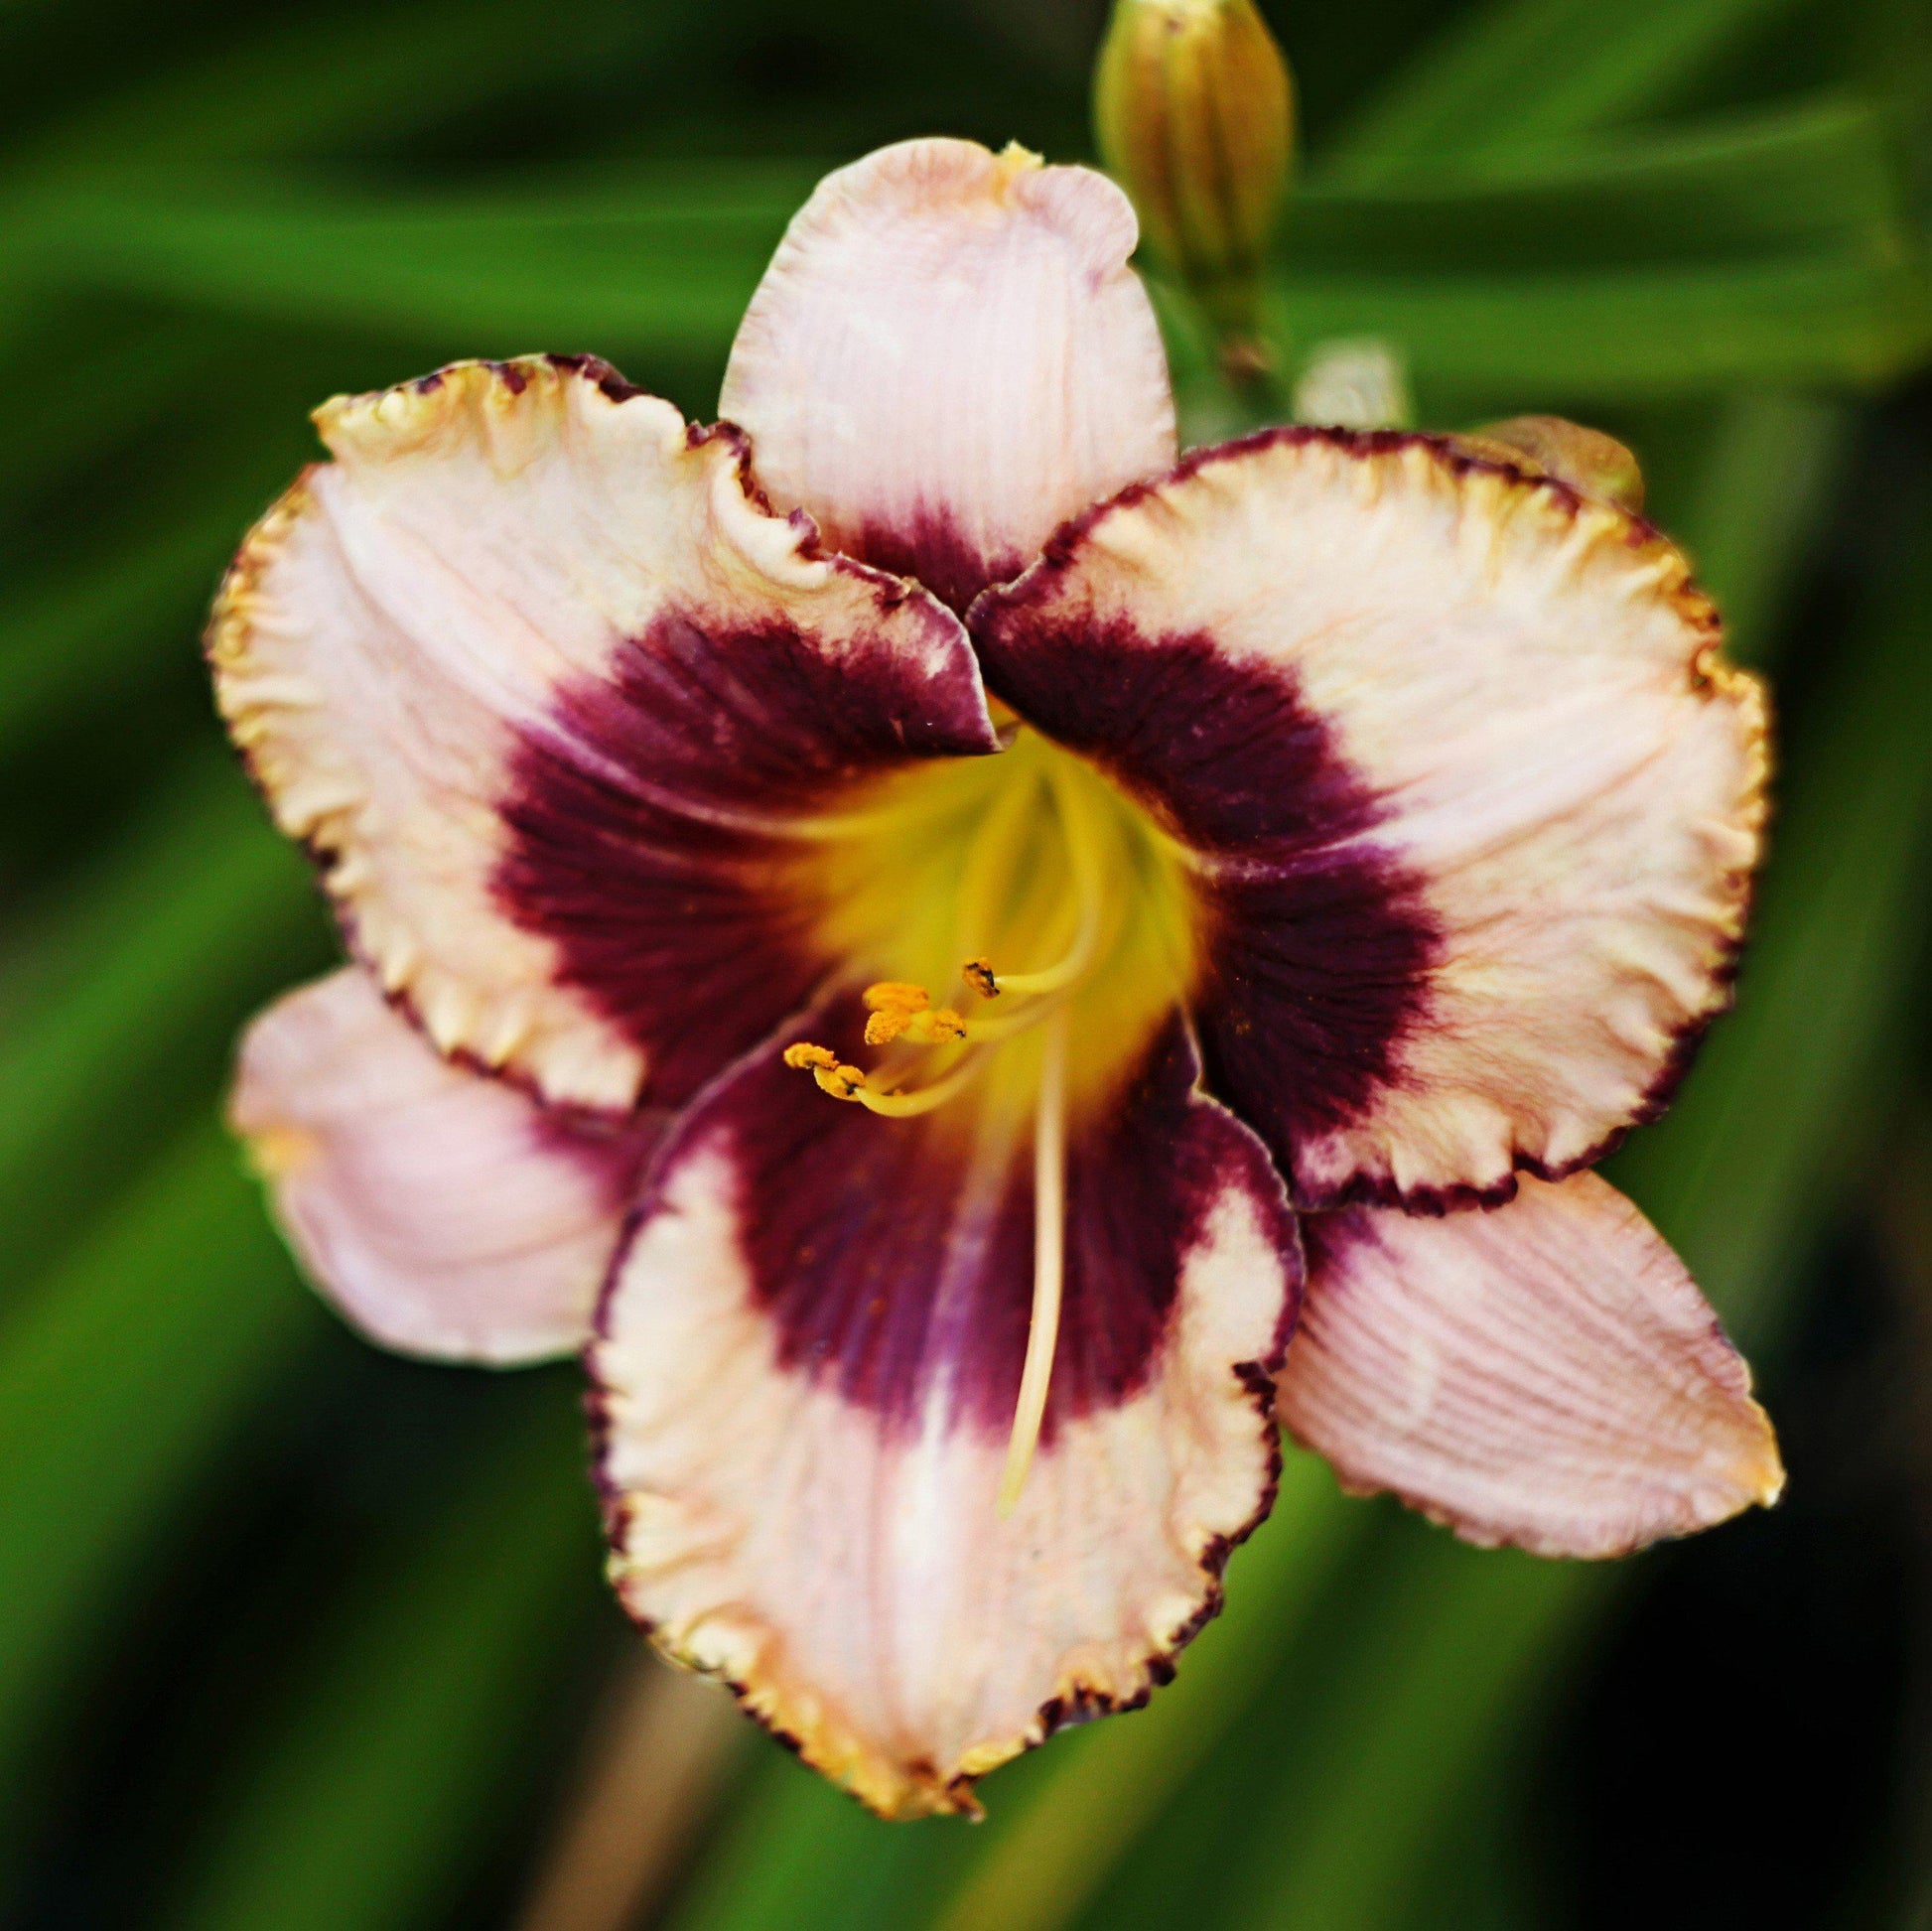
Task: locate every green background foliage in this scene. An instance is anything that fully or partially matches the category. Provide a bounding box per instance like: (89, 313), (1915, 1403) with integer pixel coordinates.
(1, 0), (1929, 1924)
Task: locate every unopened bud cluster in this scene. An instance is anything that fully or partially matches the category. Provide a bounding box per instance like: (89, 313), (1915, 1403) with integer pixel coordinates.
(1093, 0), (1294, 343)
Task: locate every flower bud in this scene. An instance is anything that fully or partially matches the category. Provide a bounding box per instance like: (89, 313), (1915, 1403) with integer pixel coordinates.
(1093, 0), (1295, 342)
(1293, 338), (1413, 430)
(1455, 415), (1645, 513)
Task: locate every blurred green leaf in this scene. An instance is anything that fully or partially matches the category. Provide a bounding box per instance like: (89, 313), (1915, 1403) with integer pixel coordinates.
(1300, 98), (1908, 274)
(1217, 1527), (1603, 1931)
(1327, 0), (1810, 182)
(1275, 96), (1931, 401)
(157, 1383), (601, 1931)
(1674, 391), (1856, 663)
(0, 1125), (322, 1856)
(1270, 251), (1931, 399)
(16, 169), (814, 362)
(5, 0), (633, 180)
(0, 759), (325, 1288)
(0, 507), (266, 763)
(18, 133), (1920, 415)
(0, 305), (228, 521)
(666, 1751), (944, 1931)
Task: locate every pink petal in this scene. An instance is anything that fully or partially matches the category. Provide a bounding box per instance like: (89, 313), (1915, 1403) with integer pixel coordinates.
(1276, 1172), (1784, 1558)
(231, 967), (660, 1364)
(719, 139), (1177, 614)
(209, 355), (996, 1114)
(589, 1006), (1297, 1818)
(975, 429), (1766, 1210)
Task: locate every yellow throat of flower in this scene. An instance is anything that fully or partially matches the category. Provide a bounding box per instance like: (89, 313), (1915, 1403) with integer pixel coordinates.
(778, 724), (1201, 1510)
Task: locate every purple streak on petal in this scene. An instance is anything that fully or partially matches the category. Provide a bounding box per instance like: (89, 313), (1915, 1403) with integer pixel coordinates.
(493, 603), (994, 1109)
(1296, 1202), (1375, 1284)
(848, 511), (1026, 618)
(529, 1102), (668, 1216)
(633, 999), (1296, 1436)
(972, 610), (1442, 1196)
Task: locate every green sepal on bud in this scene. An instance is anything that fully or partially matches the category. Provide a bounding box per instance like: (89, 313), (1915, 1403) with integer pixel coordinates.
(1093, 0), (1295, 352)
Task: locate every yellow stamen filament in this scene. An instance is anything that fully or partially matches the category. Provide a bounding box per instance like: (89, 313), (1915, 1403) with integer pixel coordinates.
(999, 1007), (1068, 1515)
(778, 731), (1200, 1536)
(792, 751), (1130, 1128)
(784, 1035), (987, 1113)
(954, 999), (1081, 1046)
(952, 767), (1046, 966)
(850, 1052), (992, 1118)
(978, 763), (1106, 999)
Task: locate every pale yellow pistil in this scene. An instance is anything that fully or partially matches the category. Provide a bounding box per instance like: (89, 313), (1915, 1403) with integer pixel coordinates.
(778, 745), (1168, 1508)
(1000, 1005), (1067, 1515)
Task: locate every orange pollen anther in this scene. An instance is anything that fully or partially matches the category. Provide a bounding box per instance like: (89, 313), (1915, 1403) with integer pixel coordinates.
(860, 980), (967, 1046)
(866, 1004), (967, 1047)
(789, 747), (1150, 1135)
(781, 1040), (868, 1100)
(862, 981), (931, 1016)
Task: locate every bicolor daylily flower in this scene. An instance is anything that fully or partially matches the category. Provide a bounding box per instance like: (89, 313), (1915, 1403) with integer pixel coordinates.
(213, 137), (1783, 1820)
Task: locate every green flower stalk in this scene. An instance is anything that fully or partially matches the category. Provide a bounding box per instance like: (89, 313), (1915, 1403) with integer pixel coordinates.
(1093, 0), (1295, 365)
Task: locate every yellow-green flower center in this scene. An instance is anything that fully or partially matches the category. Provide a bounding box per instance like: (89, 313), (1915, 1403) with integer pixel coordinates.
(778, 724), (1202, 1504)
(791, 724), (1197, 1119)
